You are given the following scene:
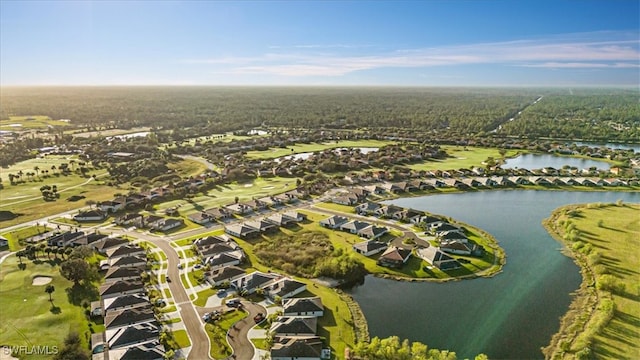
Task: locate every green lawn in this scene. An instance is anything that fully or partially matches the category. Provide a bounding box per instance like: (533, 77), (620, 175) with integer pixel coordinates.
(193, 287), (217, 307)
(544, 203), (640, 359)
(1, 225), (51, 251)
(251, 338), (269, 350)
(0, 116), (73, 131)
(314, 202), (356, 213)
(0, 255), (101, 359)
(153, 176), (299, 216)
(167, 158), (209, 178)
(408, 146), (521, 171)
(171, 329), (191, 349)
(244, 139), (395, 160)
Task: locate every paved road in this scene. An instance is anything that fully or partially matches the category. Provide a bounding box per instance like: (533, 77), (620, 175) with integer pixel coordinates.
(227, 301), (266, 360)
(124, 231), (212, 360)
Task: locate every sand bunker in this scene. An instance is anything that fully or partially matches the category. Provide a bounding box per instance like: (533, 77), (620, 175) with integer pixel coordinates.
(262, 186), (274, 190)
(32, 276), (52, 286)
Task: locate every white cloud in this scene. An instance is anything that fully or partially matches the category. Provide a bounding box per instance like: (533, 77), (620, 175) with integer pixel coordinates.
(182, 31), (640, 77)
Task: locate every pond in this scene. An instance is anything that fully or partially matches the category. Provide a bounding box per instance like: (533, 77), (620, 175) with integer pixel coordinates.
(502, 153), (611, 170)
(349, 190), (640, 359)
(571, 142), (640, 152)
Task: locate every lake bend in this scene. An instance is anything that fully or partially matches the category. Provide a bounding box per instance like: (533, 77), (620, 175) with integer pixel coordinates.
(348, 190), (640, 359)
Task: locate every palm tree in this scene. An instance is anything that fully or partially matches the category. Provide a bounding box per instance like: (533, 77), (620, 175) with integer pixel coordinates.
(45, 247), (52, 259)
(17, 170), (24, 182)
(45, 285), (55, 302)
(57, 247), (65, 259)
(34, 166), (40, 178)
(51, 165), (57, 174)
(16, 250), (24, 264)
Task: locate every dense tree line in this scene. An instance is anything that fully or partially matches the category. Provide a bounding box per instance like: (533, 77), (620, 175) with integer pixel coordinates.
(1, 86), (540, 134)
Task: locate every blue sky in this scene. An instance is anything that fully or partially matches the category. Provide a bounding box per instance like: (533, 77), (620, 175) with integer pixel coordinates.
(1, 1), (638, 86)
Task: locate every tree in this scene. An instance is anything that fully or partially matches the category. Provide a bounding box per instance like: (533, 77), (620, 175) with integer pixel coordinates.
(54, 331), (89, 360)
(60, 258), (90, 285)
(34, 166), (40, 178)
(16, 250), (24, 264)
(45, 284), (55, 301)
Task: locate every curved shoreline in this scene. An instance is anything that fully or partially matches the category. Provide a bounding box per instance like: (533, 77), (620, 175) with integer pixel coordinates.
(540, 202), (638, 359)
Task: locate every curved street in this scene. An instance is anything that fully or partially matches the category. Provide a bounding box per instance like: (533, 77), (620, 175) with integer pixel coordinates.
(227, 301), (266, 360)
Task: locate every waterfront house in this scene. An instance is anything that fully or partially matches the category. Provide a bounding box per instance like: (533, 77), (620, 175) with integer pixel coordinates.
(270, 336), (324, 360)
(352, 240), (388, 256)
(283, 297), (324, 317)
(377, 246), (412, 268)
(270, 317), (317, 337)
(417, 246), (461, 270)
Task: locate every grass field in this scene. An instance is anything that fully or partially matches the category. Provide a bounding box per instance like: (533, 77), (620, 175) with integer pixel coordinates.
(153, 176), (298, 216)
(0, 116), (73, 131)
(0, 255), (101, 359)
(167, 158), (209, 178)
(408, 146), (521, 171)
(544, 203), (640, 359)
(244, 139), (395, 160)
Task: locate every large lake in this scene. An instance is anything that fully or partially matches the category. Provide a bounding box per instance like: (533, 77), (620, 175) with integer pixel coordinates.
(349, 190), (640, 359)
(502, 153), (610, 170)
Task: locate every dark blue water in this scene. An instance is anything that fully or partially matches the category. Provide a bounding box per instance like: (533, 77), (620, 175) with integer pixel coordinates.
(349, 191), (640, 359)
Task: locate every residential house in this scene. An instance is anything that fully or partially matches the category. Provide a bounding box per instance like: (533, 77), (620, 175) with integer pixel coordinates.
(109, 255), (146, 268)
(99, 199), (125, 213)
(107, 341), (165, 360)
(225, 223), (260, 238)
(398, 208), (425, 223)
(332, 194), (358, 206)
(283, 210), (307, 222)
(242, 199), (268, 212)
(265, 213), (296, 228)
(187, 212), (213, 225)
(206, 250), (245, 269)
(73, 209), (107, 222)
(377, 246), (412, 268)
(206, 266), (246, 287)
(245, 219), (278, 233)
(114, 213), (144, 227)
(225, 203), (253, 215)
(352, 240), (388, 257)
(374, 204), (404, 218)
(104, 306), (156, 330)
(270, 336), (324, 360)
(104, 266), (142, 283)
(47, 231), (85, 247)
(364, 185), (386, 195)
(271, 317), (317, 337)
(194, 235), (231, 249)
(103, 294), (151, 314)
(416, 246), (461, 270)
(440, 240), (482, 256)
(149, 218), (184, 232)
(382, 182), (404, 193)
(355, 201), (381, 215)
(203, 207), (232, 221)
(105, 323), (159, 350)
(231, 271), (279, 295)
(99, 280), (145, 299)
(339, 220), (371, 234)
(438, 230), (469, 243)
(266, 278), (307, 299)
(70, 233), (108, 248)
(106, 245), (145, 259)
(283, 297), (324, 317)
(319, 215), (348, 229)
(357, 225), (388, 240)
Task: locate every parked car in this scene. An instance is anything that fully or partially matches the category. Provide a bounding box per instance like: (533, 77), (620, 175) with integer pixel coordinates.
(216, 289), (226, 296)
(226, 298), (241, 307)
(166, 276), (171, 283)
(253, 313), (265, 323)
